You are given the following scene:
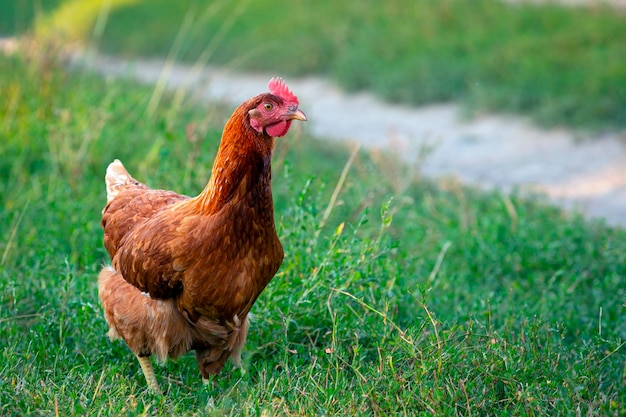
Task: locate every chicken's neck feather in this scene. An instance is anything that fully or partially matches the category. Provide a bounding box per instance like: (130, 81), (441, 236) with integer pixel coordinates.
(194, 107), (275, 214)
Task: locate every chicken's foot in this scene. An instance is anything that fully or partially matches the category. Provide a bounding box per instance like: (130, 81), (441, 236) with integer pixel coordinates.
(136, 354), (160, 392)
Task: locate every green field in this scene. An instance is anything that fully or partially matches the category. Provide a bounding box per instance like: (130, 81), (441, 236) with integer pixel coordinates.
(1, 45), (625, 415)
(2, 0), (625, 130)
(1, 0), (625, 414)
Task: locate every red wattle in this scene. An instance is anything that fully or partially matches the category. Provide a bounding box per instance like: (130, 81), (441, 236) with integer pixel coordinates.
(265, 120), (292, 137)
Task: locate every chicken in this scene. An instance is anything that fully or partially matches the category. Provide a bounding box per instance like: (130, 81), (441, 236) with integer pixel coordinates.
(97, 78), (306, 392)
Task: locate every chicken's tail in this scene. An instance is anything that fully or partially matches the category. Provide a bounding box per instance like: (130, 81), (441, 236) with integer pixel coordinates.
(105, 159), (134, 203)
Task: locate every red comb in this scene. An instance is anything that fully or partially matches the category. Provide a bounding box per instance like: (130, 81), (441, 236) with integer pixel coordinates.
(268, 77), (299, 105)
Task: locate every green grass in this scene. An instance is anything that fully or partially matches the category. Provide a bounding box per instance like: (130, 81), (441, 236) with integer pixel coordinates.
(6, 0), (625, 130)
(1, 49), (625, 415)
(0, 0), (65, 35)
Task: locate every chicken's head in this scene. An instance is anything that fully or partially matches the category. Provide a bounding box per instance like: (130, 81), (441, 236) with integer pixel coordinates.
(248, 77), (307, 138)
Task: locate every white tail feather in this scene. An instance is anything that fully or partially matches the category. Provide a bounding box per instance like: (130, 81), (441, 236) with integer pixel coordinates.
(105, 159), (132, 203)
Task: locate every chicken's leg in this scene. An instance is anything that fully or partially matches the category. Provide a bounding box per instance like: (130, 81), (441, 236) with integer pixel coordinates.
(136, 355), (160, 392)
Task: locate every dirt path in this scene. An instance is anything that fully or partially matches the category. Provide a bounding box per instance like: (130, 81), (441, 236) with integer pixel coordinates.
(70, 53), (625, 227)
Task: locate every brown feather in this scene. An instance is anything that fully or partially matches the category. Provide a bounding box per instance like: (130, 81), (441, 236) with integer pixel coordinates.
(98, 91), (299, 381)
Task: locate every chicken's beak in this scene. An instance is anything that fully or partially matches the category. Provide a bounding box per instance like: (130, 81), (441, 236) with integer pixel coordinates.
(287, 108), (307, 122)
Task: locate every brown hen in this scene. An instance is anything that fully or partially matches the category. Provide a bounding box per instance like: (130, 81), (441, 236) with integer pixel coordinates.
(97, 78), (306, 392)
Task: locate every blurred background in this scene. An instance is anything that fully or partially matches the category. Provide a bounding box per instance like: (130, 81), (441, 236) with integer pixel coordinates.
(2, 0), (625, 125)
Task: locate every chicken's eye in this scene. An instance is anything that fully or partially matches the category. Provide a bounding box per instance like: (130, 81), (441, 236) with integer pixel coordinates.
(263, 103), (274, 111)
